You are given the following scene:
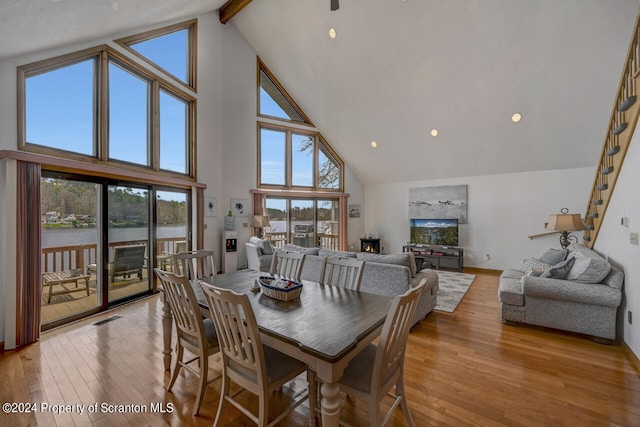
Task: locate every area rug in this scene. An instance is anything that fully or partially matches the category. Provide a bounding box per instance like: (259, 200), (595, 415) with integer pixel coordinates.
(434, 270), (476, 312)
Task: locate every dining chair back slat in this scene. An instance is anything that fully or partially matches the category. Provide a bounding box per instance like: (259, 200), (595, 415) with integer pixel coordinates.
(320, 256), (365, 290)
(172, 250), (216, 280)
(269, 251), (306, 281)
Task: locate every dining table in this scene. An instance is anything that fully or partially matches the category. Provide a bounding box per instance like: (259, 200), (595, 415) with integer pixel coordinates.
(159, 269), (392, 427)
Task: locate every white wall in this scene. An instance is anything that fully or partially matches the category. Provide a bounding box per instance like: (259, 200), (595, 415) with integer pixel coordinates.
(594, 130), (640, 360)
(365, 167), (593, 269)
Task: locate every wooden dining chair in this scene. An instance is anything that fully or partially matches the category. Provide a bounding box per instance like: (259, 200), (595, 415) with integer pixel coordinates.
(172, 250), (216, 280)
(269, 250), (306, 281)
(336, 278), (426, 427)
(199, 283), (309, 427)
(319, 256), (365, 290)
(153, 268), (221, 416)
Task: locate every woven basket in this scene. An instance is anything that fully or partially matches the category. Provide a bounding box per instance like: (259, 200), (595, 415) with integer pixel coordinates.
(258, 276), (303, 301)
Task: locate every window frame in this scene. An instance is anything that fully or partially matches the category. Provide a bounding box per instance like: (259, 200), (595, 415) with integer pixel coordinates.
(17, 44), (197, 180)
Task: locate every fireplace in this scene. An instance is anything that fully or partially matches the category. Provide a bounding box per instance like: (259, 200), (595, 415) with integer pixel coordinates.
(360, 238), (381, 254)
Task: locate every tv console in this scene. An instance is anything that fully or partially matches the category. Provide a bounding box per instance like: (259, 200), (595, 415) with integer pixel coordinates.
(403, 244), (464, 271)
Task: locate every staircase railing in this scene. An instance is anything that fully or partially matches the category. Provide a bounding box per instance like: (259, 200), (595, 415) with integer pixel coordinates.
(583, 9), (640, 248)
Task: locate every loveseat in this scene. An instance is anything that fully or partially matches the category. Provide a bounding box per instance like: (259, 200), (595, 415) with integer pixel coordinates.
(498, 244), (624, 341)
(245, 239), (439, 327)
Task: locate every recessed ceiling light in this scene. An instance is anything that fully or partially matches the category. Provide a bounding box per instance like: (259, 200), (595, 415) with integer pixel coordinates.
(370, 141), (378, 148)
(430, 129), (439, 137)
(511, 113), (522, 123)
(329, 28), (337, 39)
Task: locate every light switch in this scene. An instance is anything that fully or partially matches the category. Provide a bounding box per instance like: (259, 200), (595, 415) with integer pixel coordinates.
(631, 232), (639, 246)
(622, 217), (631, 227)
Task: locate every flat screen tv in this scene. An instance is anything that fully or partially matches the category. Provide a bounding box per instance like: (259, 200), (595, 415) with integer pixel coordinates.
(410, 218), (459, 247)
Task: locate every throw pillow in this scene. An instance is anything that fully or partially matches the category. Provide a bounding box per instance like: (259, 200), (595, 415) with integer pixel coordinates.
(356, 253), (413, 273)
(565, 244), (611, 283)
(538, 248), (569, 265)
(256, 239), (274, 255)
(526, 268), (545, 277)
(406, 251), (418, 277)
(282, 244), (320, 255)
(318, 249), (357, 258)
(540, 257), (576, 279)
(521, 258), (551, 271)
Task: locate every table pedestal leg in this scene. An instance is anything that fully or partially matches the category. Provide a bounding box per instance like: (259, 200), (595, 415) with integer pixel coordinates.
(320, 381), (341, 427)
(160, 291), (173, 371)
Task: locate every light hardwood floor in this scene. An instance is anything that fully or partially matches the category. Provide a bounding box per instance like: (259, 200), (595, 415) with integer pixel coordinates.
(1, 269), (639, 426)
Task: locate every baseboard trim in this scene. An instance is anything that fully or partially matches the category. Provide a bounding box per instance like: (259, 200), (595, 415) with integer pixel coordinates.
(623, 341), (640, 373)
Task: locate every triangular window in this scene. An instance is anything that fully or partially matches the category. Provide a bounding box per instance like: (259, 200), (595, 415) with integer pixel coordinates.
(116, 20), (196, 90)
(259, 62), (310, 124)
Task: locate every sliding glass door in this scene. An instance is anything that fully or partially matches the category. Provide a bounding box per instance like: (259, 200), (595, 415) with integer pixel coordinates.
(41, 175), (101, 328)
(107, 184), (150, 303)
(40, 173), (191, 330)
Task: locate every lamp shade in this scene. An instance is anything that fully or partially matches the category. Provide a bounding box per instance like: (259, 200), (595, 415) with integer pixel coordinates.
(546, 213), (586, 232)
(253, 215), (270, 228)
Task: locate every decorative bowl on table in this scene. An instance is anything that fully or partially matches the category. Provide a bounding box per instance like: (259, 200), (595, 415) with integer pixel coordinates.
(257, 276), (303, 301)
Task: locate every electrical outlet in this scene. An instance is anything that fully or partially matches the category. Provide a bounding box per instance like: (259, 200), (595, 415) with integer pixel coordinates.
(629, 311), (633, 325)
(631, 232), (639, 246)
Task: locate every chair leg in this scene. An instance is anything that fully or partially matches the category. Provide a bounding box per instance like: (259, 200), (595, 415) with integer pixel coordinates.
(258, 393), (268, 427)
(396, 378), (415, 427)
(213, 374), (230, 427)
(192, 353), (208, 416)
(167, 344), (183, 391)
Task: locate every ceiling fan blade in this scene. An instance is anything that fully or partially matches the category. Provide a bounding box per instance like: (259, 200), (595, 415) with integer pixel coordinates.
(331, 0), (339, 11)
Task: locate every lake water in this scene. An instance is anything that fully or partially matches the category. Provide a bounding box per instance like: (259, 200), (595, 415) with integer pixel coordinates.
(42, 225), (186, 248)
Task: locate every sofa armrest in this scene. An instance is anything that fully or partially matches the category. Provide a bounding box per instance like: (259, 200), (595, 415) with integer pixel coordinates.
(522, 275), (621, 307)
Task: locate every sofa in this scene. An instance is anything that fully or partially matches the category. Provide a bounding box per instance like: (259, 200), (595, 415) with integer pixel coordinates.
(498, 244), (624, 341)
(245, 238), (439, 327)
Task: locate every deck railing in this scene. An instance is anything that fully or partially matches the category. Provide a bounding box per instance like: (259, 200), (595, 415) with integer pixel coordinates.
(41, 237), (187, 274)
(582, 8), (640, 248)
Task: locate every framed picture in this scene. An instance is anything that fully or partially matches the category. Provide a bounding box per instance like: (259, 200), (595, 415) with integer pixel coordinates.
(408, 184), (468, 223)
(205, 197), (217, 217)
(349, 204), (361, 218)
(230, 198), (249, 217)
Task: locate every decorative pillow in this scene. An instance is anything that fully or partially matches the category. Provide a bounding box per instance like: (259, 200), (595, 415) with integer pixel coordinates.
(526, 268), (545, 277)
(282, 244), (320, 255)
(318, 249), (357, 258)
(356, 253), (413, 273)
(256, 239), (274, 255)
(538, 248), (569, 265)
(565, 244), (611, 283)
(521, 258), (551, 271)
(406, 251), (418, 277)
(540, 257), (575, 279)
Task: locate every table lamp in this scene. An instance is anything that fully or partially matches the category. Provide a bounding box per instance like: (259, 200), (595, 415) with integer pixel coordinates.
(545, 208), (587, 249)
(253, 214), (270, 239)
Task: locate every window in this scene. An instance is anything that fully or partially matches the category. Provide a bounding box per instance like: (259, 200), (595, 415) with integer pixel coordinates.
(265, 197), (340, 250)
(257, 59), (343, 191)
(19, 21), (196, 178)
(25, 58), (96, 156)
(108, 60), (151, 166)
(116, 20), (196, 90)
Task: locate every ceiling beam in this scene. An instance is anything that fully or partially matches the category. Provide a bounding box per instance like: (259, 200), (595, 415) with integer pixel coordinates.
(219, 0), (253, 24)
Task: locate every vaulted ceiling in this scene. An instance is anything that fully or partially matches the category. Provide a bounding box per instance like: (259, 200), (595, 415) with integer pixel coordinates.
(1, 0), (639, 184)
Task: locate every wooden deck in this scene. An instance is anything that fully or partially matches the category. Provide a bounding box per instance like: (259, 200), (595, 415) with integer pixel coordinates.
(3, 268), (640, 426)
